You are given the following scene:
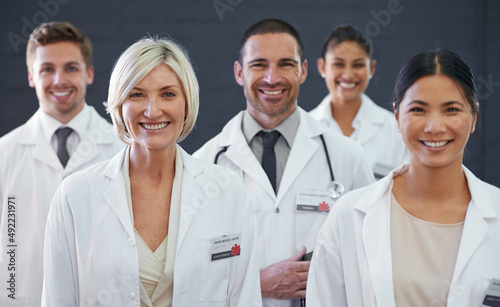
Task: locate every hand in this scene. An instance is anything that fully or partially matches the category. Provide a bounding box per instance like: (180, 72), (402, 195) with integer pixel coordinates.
(260, 246), (310, 300)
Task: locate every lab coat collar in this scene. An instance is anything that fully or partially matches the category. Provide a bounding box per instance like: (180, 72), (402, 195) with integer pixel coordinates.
(175, 147), (207, 247)
(15, 110), (62, 170)
(217, 111), (245, 148)
(353, 163), (497, 217)
(38, 103), (91, 144)
(217, 111), (277, 198)
(359, 94), (387, 124)
(17, 106), (116, 145)
(353, 164), (497, 307)
(294, 107), (325, 137)
(102, 146), (127, 181)
(16, 107), (118, 171)
(276, 108), (324, 203)
(101, 145), (208, 248)
(463, 166), (497, 218)
(355, 94), (390, 145)
(449, 167), (497, 304)
(216, 108), (327, 201)
(354, 165), (398, 307)
(101, 147), (135, 242)
(313, 94), (336, 128)
(16, 109), (50, 145)
(100, 144), (205, 190)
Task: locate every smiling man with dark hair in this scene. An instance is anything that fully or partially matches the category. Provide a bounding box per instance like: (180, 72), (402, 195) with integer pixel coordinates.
(195, 18), (375, 306)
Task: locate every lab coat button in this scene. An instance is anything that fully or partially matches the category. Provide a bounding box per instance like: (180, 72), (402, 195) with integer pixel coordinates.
(275, 208), (280, 213)
(128, 238), (134, 245)
(128, 292), (136, 300)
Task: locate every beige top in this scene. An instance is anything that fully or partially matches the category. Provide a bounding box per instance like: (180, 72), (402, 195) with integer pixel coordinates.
(122, 146), (183, 307)
(390, 193), (464, 307)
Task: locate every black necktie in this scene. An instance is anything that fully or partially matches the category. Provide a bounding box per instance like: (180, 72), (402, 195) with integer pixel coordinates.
(55, 127), (73, 168)
(257, 130), (281, 192)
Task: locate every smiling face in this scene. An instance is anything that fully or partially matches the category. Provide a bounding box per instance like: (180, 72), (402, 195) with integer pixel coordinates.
(234, 33), (307, 128)
(121, 63), (186, 152)
(318, 41), (375, 105)
(396, 74), (477, 170)
(28, 41), (94, 124)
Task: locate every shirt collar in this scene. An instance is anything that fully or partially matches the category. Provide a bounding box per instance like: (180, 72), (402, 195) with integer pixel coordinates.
(39, 103), (90, 141)
(242, 107), (300, 148)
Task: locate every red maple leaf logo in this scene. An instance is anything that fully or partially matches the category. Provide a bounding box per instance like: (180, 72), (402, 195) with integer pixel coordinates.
(231, 244), (241, 256)
(319, 201), (330, 213)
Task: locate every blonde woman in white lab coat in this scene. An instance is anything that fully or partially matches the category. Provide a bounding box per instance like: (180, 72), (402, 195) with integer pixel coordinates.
(310, 25), (407, 178)
(307, 49), (500, 307)
(42, 37), (262, 306)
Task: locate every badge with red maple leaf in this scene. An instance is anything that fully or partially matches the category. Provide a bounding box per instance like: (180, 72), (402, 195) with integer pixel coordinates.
(231, 244), (241, 256)
(296, 191), (334, 213)
(210, 233), (242, 261)
(318, 201), (330, 213)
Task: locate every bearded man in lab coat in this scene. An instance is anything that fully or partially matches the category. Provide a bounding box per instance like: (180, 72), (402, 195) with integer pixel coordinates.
(194, 18), (375, 307)
(0, 21), (123, 307)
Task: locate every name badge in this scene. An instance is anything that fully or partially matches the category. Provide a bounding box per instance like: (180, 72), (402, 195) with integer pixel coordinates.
(296, 191), (335, 213)
(210, 233), (242, 261)
(482, 278), (500, 307)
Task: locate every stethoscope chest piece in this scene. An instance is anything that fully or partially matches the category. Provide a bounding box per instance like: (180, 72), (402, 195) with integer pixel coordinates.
(328, 181), (344, 199)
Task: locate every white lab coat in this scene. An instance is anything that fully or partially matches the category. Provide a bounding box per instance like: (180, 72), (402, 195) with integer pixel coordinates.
(194, 108), (375, 307)
(0, 107), (123, 307)
(307, 164), (500, 307)
(42, 146), (262, 307)
(309, 94), (408, 178)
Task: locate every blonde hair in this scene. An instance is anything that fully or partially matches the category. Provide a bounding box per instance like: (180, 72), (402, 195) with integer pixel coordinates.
(106, 36), (199, 144)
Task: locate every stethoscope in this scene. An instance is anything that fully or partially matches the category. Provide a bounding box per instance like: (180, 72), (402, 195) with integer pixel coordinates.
(214, 134), (345, 199)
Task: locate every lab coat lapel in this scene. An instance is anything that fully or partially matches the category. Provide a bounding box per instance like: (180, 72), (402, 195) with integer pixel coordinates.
(358, 173), (396, 307)
(18, 111), (61, 170)
(219, 112), (276, 198)
(356, 95), (385, 146)
(102, 148), (135, 239)
(176, 150), (205, 248)
(65, 107), (114, 172)
(276, 110), (319, 203)
(449, 168), (496, 302)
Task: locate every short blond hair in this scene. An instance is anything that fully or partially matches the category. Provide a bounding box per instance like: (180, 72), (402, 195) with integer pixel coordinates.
(106, 36), (199, 144)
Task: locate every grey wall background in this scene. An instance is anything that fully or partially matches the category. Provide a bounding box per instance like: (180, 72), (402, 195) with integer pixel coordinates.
(1, 0), (499, 186)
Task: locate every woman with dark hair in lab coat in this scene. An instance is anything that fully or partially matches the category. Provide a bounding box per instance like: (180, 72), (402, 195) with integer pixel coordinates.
(310, 25), (407, 179)
(307, 49), (500, 307)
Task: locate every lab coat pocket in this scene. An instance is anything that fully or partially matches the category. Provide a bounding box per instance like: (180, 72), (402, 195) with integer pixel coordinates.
(199, 239), (230, 302)
(295, 210), (329, 252)
(295, 191), (334, 250)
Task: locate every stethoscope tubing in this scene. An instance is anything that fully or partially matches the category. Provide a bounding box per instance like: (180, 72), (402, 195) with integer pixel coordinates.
(214, 133), (335, 182)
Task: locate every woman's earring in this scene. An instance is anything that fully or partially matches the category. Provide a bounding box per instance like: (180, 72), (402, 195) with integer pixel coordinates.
(321, 74), (325, 78)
